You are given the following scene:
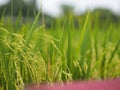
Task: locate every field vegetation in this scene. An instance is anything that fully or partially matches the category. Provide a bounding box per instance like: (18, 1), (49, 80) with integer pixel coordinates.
(0, 7), (120, 90)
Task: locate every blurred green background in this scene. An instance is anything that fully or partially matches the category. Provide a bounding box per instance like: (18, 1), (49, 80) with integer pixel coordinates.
(0, 0), (120, 28)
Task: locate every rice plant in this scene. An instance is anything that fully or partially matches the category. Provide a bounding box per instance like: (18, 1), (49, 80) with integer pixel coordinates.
(0, 7), (120, 90)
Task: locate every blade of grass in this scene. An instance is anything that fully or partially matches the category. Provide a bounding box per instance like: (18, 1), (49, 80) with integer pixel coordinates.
(1, 7), (7, 23)
(108, 39), (120, 64)
(94, 30), (98, 61)
(25, 10), (41, 46)
(76, 11), (90, 56)
(11, 0), (13, 32)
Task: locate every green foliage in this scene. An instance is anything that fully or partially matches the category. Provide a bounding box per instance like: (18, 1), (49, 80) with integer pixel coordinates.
(0, 16), (46, 90)
(0, 10), (120, 90)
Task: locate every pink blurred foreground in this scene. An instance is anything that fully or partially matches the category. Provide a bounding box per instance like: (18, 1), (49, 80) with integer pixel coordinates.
(25, 78), (120, 90)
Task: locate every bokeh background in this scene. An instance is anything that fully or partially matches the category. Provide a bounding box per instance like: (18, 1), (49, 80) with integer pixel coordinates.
(0, 0), (120, 17)
(0, 0), (120, 28)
